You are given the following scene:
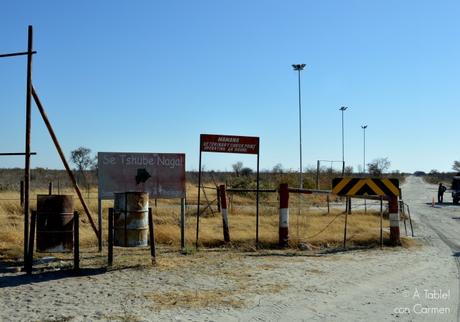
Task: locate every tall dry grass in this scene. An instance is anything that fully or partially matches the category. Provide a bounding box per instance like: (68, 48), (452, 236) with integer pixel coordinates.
(0, 184), (389, 260)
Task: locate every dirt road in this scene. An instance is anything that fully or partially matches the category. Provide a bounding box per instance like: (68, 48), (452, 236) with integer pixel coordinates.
(0, 176), (459, 321)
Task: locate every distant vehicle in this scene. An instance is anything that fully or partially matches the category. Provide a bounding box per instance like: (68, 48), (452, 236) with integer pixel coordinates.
(452, 174), (460, 204)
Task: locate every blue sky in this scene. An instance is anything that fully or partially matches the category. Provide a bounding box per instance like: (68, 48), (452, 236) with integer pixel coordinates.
(1, 1), (459, 173)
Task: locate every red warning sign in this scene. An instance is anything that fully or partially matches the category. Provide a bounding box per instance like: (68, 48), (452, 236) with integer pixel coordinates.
(200, 134), (259, 155)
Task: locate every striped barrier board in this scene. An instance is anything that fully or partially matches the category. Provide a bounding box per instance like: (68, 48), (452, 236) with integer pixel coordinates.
(332, 178), (400, 197)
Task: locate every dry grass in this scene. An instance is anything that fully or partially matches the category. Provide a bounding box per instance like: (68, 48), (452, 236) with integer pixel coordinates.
(0, 184), (397, 261)
(144, 289), (246, 309)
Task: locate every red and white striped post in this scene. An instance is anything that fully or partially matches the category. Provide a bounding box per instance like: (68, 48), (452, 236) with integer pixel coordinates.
(219, 185), (230, 243)
(279, 183), (289, 247)
(388, 195), (400, 246)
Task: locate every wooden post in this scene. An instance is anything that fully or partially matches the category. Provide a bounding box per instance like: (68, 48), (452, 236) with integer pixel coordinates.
(316, 160), (320, 189)
(180, 198), (185, 252)
(219, 185), (230, 243)
(23, 25), (33, 273)
(108, 208), (113, 266)
(26, 210), (36, 275)
(74, 211), (80, 273)
(148, 208), (156, 264)
(20, 181), (24, 207)
(380, 197), (383, 249)
(327, 194), (330, 214)
(48, 182), (53, 195)
(279, 183), (289, 247)
(216, 187), (221, 212)
(389, 196), (400, 246)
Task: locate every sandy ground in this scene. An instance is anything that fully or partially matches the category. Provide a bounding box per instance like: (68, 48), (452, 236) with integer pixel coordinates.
(1, 176), (459, 322)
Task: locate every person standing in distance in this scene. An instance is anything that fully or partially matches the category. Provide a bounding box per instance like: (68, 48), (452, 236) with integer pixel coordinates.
(438, 183), (447, 203)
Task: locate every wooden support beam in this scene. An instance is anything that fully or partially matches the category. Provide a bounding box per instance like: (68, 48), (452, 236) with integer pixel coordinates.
(31, 86), (99, 239)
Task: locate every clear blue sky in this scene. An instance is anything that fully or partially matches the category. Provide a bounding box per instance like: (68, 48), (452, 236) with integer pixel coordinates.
(1, 1), (459, 173)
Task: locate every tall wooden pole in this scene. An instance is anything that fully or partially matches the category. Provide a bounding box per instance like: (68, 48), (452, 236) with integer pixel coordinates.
(23, 25), (33, 271)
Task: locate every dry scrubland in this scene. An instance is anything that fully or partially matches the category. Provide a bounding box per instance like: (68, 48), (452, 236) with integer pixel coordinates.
(0, 183), (398, 264)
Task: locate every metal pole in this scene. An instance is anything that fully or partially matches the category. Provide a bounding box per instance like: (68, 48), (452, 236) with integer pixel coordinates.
(407, 204), (414, 237)
(361, 124), (368, 175)
(256, 153), (260, 246)
(341, 110), (344, 176)
(296, 70), (303, 188)
(23, 25), (33, 272)
(180, 198), (185, 252)
(343, 206), (348, 249)
(363, 126), (366, 173)
(195, 150), (202, 249)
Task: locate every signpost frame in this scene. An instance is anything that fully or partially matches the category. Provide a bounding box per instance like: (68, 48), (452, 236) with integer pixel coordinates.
(195, 134), (260, 248)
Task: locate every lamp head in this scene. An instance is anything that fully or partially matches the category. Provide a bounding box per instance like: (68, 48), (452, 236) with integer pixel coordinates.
(340, 106), (348, 111)
(292, 64), (306, 71)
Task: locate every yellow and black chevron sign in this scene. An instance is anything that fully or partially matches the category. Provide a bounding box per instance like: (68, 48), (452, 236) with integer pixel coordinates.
(332, 178), (400, 197)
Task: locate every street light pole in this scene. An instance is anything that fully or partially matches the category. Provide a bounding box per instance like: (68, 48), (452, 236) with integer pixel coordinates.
(339, 106), (348, 175)
(361, 125), (367, 174)
(292, 64), (306, 188)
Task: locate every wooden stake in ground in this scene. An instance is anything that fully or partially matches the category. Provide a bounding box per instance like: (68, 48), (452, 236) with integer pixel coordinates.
(279, 183), (289, 247)
(108, 208), (114, 266)
(219, 185), (230, 243)
(73, 211), (80, 273)
(26, 211), (36, 275)
(148, 207), (156, 265)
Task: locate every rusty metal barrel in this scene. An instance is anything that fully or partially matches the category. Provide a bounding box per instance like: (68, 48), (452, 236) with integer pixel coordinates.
(36, 195), (74, 252)
(114, 192), (149, 247)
